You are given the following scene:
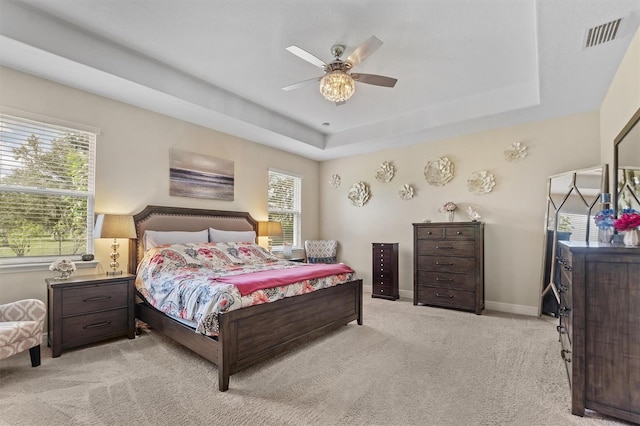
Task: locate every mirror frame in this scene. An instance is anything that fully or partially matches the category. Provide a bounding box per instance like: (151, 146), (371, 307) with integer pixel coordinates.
(613, 107), (640, 214)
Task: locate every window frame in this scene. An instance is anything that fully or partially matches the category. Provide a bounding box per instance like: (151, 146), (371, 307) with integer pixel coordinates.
(267, 168), (302, 251)
(0, 108), (99, 266)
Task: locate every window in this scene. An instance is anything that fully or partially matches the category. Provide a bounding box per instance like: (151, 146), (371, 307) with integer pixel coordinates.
(0, 112), (97, 263)
(268, 169), (302, 249)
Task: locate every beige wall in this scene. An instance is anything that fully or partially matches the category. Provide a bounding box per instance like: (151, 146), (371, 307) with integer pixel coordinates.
(320, 112), (601, 314)
(0, 66), (320, 305)
(2, 23), (639, 316)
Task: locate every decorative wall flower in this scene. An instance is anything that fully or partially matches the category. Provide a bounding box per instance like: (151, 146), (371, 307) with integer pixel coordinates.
(348, 182), (370, 207)
(424, 157), (454, 186)
(467, 170), (495, 194)
(398, 184), (414, 200)
(504, 142), (528, 162)
(375, 161), (395, 183)
(329, 174), (342, 188)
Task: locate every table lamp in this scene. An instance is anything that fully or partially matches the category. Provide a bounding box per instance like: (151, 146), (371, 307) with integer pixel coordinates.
(94, 214), (136, 275)
(257, 221), (283, 253)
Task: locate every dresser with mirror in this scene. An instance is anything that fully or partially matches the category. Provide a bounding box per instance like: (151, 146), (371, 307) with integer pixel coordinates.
(540, 108), (639, 423)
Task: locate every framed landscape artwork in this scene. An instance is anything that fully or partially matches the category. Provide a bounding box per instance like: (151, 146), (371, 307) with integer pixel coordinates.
(169, 148), (234, 201)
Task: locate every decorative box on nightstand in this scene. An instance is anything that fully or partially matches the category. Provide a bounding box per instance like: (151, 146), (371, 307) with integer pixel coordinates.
(46, 273), (135, 357)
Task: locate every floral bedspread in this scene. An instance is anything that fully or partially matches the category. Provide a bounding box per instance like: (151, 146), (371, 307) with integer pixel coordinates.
(135, 242), (357, 336)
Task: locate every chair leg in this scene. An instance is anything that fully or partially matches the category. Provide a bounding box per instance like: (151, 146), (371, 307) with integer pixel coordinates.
(29, 345), (41, 367)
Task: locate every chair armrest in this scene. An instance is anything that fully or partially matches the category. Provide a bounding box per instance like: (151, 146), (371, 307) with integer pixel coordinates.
(0, 299), (46, 323)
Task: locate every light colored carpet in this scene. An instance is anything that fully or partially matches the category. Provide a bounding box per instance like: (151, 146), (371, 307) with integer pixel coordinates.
(0, 292), (630, 426)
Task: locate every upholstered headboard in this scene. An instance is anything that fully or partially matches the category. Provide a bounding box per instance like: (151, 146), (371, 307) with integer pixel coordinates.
(128, 205), (258, 274)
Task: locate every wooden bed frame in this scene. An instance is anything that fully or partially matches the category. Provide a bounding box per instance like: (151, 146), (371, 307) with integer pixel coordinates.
(127, 205), (363, 391)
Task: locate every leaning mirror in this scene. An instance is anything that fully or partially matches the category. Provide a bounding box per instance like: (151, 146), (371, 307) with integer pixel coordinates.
(540, 165), (606, 317)
(613, 108), (640, 212)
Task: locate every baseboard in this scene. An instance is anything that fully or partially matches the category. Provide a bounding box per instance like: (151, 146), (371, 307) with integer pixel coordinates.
(363, 284), (538, 317)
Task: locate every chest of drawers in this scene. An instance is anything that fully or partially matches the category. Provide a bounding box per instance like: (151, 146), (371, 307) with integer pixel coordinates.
(413, 222), (484, 314)
(47, 274), (135, 357)
(372, 243), (399, 300)
(557, 242), (640, 424)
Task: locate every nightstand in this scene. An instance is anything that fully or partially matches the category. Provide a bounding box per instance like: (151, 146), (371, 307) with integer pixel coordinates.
(46, 273), (135, 357)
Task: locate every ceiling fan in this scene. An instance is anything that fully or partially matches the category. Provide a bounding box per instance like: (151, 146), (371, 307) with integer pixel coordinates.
(282, 35), (398, 104)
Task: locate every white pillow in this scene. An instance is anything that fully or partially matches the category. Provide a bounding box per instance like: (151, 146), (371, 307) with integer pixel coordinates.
(143, 229), (209, 251)
(209, 228), (256, 243)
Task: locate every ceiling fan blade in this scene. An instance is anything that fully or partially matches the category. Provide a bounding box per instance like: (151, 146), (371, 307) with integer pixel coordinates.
(282, 77), (322, 91)
(352, 73), (398, 88)
(285, 45), (326, 68)
(346, 36), (383, 66)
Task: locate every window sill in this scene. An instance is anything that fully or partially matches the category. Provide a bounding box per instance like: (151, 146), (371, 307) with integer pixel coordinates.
(0, 260), (99, 274)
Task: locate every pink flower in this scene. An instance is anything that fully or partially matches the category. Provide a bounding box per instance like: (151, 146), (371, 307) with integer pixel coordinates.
(613, 212), (640, 232)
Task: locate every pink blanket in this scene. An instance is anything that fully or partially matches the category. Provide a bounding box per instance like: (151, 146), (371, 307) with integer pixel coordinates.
(218, 263), (354, 296)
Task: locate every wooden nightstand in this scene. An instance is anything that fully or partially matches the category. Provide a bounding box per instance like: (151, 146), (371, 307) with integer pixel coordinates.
(46, 273), (135, 357)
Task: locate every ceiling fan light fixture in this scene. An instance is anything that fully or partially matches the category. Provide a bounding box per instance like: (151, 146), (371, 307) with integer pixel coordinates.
(320, 71), (355, 102)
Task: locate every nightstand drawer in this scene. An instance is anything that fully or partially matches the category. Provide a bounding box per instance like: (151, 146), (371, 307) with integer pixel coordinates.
(62, 281), (129, 316)
(61, 308), (129, 345)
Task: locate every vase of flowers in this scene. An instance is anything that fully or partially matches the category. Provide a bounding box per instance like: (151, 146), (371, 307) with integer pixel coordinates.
(49, 259), (76, 279)
(438, 201), (457, 222)
(613, 209), (640, 247)
(594, 208), (616, 243)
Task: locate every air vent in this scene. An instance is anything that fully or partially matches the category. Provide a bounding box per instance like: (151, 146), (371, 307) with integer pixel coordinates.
(584, 18), (622, 48)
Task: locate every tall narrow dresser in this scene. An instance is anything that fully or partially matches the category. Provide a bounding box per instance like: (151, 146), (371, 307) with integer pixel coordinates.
(371, 243), (399, 300)
(413, 222), (484, 314)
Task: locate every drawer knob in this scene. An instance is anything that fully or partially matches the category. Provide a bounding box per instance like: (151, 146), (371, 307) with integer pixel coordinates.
(427, 231), (432, 235)
(436, 245), (453, 250)
(83, 320), (112, 330)
(435, 262), (453, 266)
(435, 293), (453, 298)
(456, 231), (462, 235)
(83, 295), (111, 302)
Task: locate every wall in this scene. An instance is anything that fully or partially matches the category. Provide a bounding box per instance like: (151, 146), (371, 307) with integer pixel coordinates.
(320, 112), (601, 314)
(0, 66), (320, 305)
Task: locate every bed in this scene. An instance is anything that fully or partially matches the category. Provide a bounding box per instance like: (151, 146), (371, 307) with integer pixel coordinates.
(128, 205), (363, 391)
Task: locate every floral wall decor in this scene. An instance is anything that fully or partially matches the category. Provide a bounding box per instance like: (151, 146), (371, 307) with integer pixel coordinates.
(504, 142), (528, 162)
(375, 161), (395, 183)
(398, 184), (414, 200)
(424, 157), (454, 186)
(467, 170), (495, 195)
(348, 182), (371, 207)
(329, 174), (342, 188)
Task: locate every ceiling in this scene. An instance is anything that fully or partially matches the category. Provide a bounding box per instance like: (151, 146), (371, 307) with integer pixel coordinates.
(1, 0), (639, 161)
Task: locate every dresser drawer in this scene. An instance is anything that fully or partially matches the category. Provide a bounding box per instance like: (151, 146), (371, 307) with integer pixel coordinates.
(416, 271), (476, 291)
(444, 226), (476, 240)
(416, 255), (476, 273)
(61, 308), (129, 345)
(415, 227), (445, 240)
(416, 240), (476, 257)
(372, 284), (395, 298)
(416, 286), (475, 310)
(62, 281), (129, 316)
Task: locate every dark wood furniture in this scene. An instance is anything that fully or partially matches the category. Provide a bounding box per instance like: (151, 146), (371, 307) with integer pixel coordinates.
(557, 241), (640, 424)
(46, 274), (135, 357)
(371, 243), (399, 300)
(130, 205), (363, 392)
(413, 222), (484, 314)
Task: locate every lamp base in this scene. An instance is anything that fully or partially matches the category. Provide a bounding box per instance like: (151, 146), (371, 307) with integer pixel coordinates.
(107, 270), (123, 276)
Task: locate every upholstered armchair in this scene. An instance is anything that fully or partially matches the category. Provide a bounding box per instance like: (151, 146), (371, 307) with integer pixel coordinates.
(0, 299), (46, 367)
(304, 240), (338, 263)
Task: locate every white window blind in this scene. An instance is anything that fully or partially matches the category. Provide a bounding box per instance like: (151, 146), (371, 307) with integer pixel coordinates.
(0, 113), (96, 262)
(268, 169), (301, 249)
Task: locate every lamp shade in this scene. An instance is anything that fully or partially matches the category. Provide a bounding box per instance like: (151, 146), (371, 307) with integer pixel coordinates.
(257, 221), (283, 237)
(94, 214), (136, 239)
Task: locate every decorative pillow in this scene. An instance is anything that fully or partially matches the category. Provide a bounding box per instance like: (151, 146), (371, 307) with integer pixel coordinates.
(209, 228), (256, 243)
(143, 229), (209, 251)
